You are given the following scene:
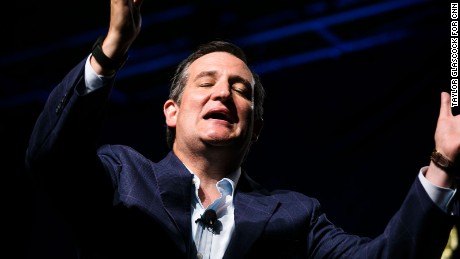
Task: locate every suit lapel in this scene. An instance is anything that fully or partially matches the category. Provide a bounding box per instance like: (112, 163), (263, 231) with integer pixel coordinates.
(155, 152), (195, 255)
(155, 155), (279, 258)
(223, 172), (279, 259)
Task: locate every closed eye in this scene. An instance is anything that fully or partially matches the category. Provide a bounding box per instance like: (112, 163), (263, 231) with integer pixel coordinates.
(229, 76), (252, 100)
(199, 82), (214, 87)
(231, 84), (251, 100)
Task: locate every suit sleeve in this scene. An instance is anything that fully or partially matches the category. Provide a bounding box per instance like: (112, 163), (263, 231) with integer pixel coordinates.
(308, 178), (458, 258)
(25, 57), (115, 218)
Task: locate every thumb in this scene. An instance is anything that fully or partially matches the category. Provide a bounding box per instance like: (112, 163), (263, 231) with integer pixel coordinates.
(439, 92), (453, 118)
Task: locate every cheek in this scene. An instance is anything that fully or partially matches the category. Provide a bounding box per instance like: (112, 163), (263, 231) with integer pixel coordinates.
(178, 100), (202, 124)
(183, 90), (208, 107)
(237, 101), (254, 122)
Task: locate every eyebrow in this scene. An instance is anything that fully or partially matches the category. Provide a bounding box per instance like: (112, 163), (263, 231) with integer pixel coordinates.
(193, 71), (218, 82)
(229, 75), (252, 90)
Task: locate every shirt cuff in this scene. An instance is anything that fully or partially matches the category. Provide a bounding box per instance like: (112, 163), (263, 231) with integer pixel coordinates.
(418, 166), (456, 213)
(82, 54), (114, 95)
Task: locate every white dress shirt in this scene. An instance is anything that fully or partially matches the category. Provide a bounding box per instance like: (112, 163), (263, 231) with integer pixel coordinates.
(189, 168), (239, 259)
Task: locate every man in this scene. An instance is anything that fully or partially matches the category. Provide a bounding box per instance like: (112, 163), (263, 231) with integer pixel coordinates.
(26, 0), (459, 258)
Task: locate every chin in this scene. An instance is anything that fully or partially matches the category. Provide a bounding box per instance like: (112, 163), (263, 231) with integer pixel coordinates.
(205, 138), (232, 146)
(203, 135), (235, 146)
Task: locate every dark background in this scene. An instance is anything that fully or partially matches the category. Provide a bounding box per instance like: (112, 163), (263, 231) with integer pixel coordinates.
(2, 0), (456, 258)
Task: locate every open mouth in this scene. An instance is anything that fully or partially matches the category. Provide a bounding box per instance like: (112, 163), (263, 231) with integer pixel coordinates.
(204, 110), (234, 123)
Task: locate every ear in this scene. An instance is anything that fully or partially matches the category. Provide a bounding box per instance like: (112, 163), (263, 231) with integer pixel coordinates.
(164, 99), (178, 127)
(251, 117), (264, 142)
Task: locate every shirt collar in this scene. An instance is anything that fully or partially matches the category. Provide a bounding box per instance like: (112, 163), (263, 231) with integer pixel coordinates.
(187, 166), (241, 197)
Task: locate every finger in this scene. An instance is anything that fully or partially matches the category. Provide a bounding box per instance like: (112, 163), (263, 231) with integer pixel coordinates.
(440, 91), (453, 118)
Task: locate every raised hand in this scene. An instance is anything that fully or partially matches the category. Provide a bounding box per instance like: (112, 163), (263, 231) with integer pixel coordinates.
(435, 92), (460, 163)
(91, 0), (144, 74)
(426, 91), (460, 187)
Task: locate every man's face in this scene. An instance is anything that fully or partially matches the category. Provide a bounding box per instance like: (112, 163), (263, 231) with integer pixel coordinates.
(164, 51), (257, 152)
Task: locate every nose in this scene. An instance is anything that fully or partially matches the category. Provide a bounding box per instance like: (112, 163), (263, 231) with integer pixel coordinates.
(211, 81), (232, 101)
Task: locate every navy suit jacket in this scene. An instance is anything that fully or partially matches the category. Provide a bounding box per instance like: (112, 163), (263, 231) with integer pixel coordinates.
(26, 58), (458, 258)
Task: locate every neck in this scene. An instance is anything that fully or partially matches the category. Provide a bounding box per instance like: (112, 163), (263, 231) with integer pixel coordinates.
(173, 144), (243, 181)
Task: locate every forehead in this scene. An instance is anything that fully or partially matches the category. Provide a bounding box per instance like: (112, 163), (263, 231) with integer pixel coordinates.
(188, 52), (254, 84)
